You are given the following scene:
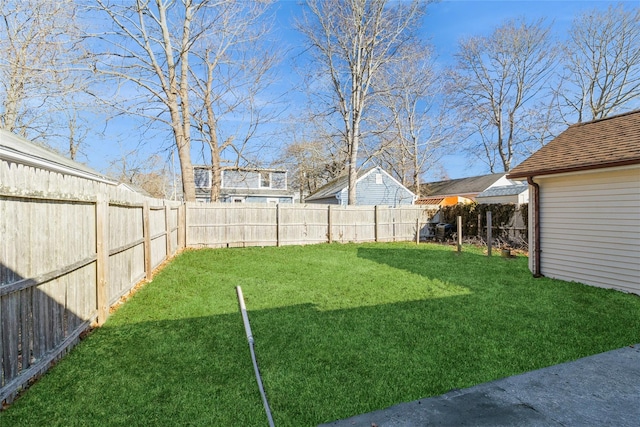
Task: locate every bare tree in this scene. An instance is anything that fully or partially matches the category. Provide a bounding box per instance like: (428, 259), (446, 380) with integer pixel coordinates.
(275, 108), (348, 201)
(374, 44), (451, 197)
(0, 0), (95, 156)
(109, 151), (172, 198)
(93, 0), (276, 202)
(189, 2), (277, 201)
(448, 18), (558, 172)
(277, 138), (346, 201)
(559, 4), (640, 123)
(297, 0), (429, 205)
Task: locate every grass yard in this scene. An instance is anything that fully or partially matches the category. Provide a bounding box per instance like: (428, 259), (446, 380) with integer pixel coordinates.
(2, 243), (640, 426)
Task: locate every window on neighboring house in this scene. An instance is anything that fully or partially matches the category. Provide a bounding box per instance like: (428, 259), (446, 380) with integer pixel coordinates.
(260, 172), (271, 188)
(194, 168), (211, 188)
(271, 172), (287, 189)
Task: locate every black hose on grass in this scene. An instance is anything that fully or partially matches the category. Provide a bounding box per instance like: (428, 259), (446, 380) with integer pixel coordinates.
(236, 286), (275, 427)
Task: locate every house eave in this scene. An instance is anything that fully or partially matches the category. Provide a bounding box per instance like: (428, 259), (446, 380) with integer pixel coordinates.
(507, 159), (640, 180)
(0, 145), (116, 185)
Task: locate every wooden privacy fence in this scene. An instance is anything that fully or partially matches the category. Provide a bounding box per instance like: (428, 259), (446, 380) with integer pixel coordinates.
(0, 161), (183, 403)
(186, 203), (438, 247)
(2, 198), (433, 404)
(1, 158), (436, 404)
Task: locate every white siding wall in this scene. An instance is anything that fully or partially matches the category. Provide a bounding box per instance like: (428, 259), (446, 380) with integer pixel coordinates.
(538, 166), (640, 294)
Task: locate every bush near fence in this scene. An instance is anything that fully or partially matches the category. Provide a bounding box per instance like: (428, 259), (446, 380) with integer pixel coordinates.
(440, 203), (528, 245)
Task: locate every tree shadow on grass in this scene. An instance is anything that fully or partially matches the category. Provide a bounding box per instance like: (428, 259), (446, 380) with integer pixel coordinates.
(249, 289), (640, 425)
(1, 312), (270, 426)
(3, 246), (639, 427)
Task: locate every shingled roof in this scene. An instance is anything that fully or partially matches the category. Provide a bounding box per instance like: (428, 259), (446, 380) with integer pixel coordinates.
(508, 109), (640, 179)
(418, 173), (505, 198)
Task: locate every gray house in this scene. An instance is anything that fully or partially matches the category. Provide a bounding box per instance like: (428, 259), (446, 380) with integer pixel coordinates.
(305, 166), (415, 206)
(194, 166), (295, 203)
(475, 183), (529, 206)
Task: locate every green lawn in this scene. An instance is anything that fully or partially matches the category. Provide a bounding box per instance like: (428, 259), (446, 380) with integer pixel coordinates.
(2, 243), (639, 426)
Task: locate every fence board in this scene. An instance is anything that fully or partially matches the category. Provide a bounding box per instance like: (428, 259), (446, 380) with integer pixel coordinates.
(19, 287), (32, 372)
(1, 293), (19, 381)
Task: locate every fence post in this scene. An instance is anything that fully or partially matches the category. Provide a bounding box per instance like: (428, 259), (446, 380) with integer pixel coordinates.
(415, 218), (420, 244)
(478, 213), (482, 238)
(276, 204), (281, 247)
(374, 205), (379, 242)
(165, 204), (171, 257)
(143, 202), (152, 279)
(486, 211), (493, 257)
(95, 194), (109, 326)
(457, 215), (462, 253)
(327, 205), (333, 243)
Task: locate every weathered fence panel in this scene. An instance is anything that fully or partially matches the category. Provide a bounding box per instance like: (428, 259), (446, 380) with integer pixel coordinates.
(0, 158), (182, 404)
(150, 205), (170, 270)
(279, 204), (328, 245)
(187, 203), (278, 247)
(107, 203), (146, 306)
(331, 206), (376, 243)
(186, 203), (436, 247)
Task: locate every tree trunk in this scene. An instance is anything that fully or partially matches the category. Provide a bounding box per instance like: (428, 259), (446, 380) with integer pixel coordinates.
(210, 143), (222, 202)
(176, 132), (195, 201)
(347, 119), (360, 206)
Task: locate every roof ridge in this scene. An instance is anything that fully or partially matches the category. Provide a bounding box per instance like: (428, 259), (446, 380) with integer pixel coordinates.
(508, 109), (640, 179)
(570, 108), (640, 128)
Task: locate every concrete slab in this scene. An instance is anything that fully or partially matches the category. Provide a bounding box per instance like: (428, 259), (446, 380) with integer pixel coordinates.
(319, 344), (640, 427)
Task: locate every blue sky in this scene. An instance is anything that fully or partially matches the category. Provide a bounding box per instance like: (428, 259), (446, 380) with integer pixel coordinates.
(417, 0), (619, 178)
(87, 0), (630, 181)
(274, 0), (629, 180)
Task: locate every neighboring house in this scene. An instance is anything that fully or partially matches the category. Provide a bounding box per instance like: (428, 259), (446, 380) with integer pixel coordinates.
(0, 129), (115, 186)
(194, 166), (295, 203)
(416, 173), (518, 206)
(117, 182), (153, 197)
(0, 130), (162, 203)
(508, 109), (640, 295)
(475, 183), (529, 206)
(305, 166), (415, 206)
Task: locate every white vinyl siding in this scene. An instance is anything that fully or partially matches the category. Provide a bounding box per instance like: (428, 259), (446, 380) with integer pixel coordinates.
(538, 166), (640, 294)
